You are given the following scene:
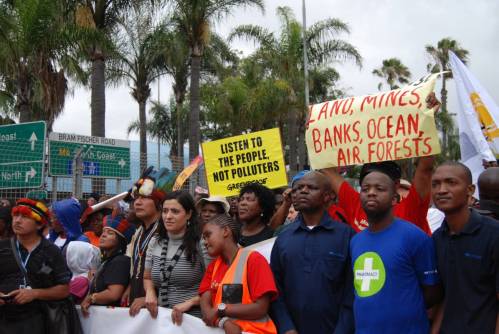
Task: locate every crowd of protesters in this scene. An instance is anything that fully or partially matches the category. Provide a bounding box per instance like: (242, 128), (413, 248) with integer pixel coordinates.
(0, 153), (498, 334)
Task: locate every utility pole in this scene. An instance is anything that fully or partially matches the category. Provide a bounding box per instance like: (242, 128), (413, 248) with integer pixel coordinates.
(299, 0), (310, 169)
(302, 0), (309, 109)
(157, 78), (161, 168)
(72, 147), (84, 199)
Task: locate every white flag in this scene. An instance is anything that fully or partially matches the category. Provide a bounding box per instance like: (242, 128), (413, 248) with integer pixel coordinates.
(448, 51), (498, 184)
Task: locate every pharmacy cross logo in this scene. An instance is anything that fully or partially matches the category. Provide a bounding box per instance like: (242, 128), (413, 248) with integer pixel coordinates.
(353, 252), (386, 297)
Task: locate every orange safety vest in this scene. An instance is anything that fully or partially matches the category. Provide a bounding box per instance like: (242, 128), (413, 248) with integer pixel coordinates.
(213, 248), (277, 334)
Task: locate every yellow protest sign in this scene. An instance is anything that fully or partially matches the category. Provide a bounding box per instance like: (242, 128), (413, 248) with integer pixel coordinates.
(202, 128), (288, 197)
(305, 73), (442, 169)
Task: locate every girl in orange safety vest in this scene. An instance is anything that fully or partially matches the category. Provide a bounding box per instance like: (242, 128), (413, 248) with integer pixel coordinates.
(199, 214), (278, 334)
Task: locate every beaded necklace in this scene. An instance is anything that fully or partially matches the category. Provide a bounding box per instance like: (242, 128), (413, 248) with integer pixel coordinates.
(132, 221), (158, 279)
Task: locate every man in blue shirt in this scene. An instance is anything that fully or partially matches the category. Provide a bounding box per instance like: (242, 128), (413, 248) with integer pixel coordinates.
(351, 169), (441, 334)
(270, 171), (355, 334)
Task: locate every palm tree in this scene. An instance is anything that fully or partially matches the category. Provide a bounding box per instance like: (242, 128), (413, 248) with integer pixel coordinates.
(299, 66), (345, 167)
(0, 0), (84, 129)
(372, 58), (411, 90)
(135, 21), (237, 171)
(426, 38), (469, 152)
(158, 28), (190, 169)
(74, 0), (148, 138)
(168, 0), (265, 169)
(127, 99), (187, 157)
(201, 73), (290, 139)
(201, 53), (301, 140)
(372, 58), (415, 177)
(229, 6), (361, 173)
(108, 3), (170, 171)
(308, 67), (343, 103)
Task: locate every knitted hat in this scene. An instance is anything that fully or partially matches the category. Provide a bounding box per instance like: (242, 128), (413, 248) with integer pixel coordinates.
(102, 214), (136, 244)
(11, 198), (51, 226)
(131, 166), (176, 205)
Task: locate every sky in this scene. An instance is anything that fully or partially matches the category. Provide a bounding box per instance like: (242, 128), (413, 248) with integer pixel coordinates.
(53, 0), (499, 142)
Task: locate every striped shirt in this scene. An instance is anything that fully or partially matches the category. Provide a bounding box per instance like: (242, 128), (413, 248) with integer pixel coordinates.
(144, 234), (210, 318)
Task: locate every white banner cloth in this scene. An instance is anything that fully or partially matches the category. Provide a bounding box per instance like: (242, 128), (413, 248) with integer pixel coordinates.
(77, 306), (223, 334)
(77, 239), (279, 333)
(245, 237), (276, 262)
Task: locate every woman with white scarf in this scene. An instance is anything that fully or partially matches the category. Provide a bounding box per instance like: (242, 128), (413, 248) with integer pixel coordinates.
(66, 241), (101, 304)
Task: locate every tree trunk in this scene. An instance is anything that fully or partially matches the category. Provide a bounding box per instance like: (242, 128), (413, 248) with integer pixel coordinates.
(90, 56), (106, 193)
(287, 106), (298, 177)
(18, 103), (31, 123)
(139, 100), (148, 172)
(176, 102), (184, 172)
(91, 57), (106, 137)
(297, 126), (307, 170)
(189, 55), (201, 162)
(189, 54), (202, 189)
(17, 70), (31, 123)
(175, 92), (184, 172)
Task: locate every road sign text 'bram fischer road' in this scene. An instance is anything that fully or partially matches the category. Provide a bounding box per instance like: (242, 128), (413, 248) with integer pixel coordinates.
(0, 121), (46, 189)
(49, 133), (130, 179)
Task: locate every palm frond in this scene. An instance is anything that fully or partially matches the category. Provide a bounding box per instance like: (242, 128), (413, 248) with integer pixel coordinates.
(228, 24), (275, 48)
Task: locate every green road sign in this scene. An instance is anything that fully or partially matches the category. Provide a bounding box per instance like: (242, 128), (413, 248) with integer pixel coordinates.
(49, 132), (130, 178)
(0, 162), (44, 189)
(0, 121), (46, 189)
(26, 189), (48, 200)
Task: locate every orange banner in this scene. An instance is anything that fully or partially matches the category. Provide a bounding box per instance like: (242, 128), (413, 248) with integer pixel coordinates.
(172, 156), (204, 191)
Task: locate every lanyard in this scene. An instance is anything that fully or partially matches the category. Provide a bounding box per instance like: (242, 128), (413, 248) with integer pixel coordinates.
(133, 223), (157, 263)
(158, 238), (186, 306)
(16, 240), (39, 288)
(132, 222), (158, 279)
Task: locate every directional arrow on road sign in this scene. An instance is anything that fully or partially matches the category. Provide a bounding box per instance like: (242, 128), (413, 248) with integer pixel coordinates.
(0, 121), (45, 189)
(25, 167), (36, 183)
(0, 162), (43, 189)
(29, 132), (38, 151)
(0, 121), (46, 165)
(118, 158), (126, 168)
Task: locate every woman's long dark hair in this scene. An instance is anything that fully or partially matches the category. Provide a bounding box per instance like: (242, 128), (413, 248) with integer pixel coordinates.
(157, 190), (200, 264)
